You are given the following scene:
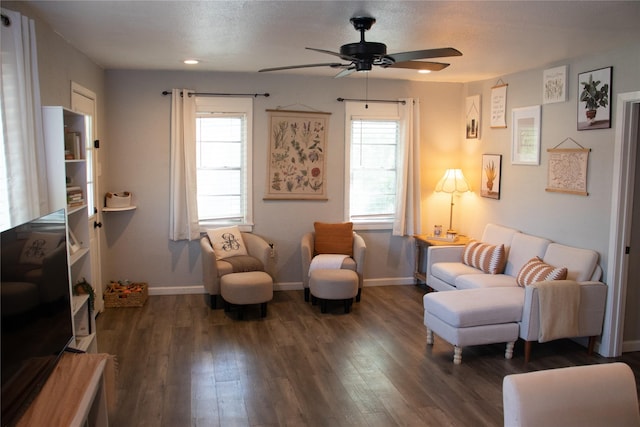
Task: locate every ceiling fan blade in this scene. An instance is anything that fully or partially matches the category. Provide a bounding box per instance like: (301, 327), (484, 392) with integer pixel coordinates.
(334, 66), (356, 78)
(389, 47), (462, 63)
(306, 47), (354, 62)
(259, 62), (347, 72)
(389, 61), (450, 71)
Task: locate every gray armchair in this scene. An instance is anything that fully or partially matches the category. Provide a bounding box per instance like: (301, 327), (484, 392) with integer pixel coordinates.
(300, 231), (366, 302)
(201, 232), (271, 308)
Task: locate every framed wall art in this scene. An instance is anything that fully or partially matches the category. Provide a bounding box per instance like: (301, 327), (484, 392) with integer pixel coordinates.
(577, 66), (612, 130)
(466, 95), (481, 139)
(264, 109), (330, 200)
(511, 105), (541, 165)
(543, 65), (568, 104)
(481, 154), (502, 199)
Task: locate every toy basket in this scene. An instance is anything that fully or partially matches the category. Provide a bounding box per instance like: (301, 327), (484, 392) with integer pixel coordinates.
(104, 282), (148, 308)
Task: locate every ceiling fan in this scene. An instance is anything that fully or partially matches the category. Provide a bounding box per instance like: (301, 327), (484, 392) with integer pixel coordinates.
(259, 16), (462, 78)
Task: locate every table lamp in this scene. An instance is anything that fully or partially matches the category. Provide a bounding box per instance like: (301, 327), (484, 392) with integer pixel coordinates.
(435, 168), (471, 236)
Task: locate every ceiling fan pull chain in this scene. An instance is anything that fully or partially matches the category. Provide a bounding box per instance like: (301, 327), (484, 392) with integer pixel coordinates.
(365, 73), (369, 109)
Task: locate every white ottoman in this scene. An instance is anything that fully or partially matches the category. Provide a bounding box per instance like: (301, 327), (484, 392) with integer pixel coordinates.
(220, 271), (273, 319)
(423, 287), (524, 364)
(309, 269), (358, 313)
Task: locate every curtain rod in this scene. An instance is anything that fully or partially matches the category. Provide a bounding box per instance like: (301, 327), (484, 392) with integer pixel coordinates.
(162, 91), (269, 98)
(337, 97), (406, 105)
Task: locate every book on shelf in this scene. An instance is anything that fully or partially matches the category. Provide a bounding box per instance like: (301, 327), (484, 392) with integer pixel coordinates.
(67, 186), (84, 206)
(64, 132), (82, 160)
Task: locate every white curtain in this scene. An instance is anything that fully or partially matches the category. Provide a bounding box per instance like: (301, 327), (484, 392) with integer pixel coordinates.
(393, 98), (422, 236)
(0, 8), (47, 230)
(169, 89), (199, 241)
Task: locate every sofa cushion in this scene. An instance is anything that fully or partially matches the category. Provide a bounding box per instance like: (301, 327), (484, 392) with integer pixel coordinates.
(455, 273), (518, 290)
(542, 243), (599, 282)
(207, 226), (248, 260)
(314, 222), (353, 256)
(504, 233), (551, 277)
(480, 224), (519, 250)
(431, 262), (484, 287)
(462, 241), (507, 274)
(516, 257), (568, 287)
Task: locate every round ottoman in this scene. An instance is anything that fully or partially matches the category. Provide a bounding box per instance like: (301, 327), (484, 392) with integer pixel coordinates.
(220, 271), (273, 319)
(309, 269), (358, 313)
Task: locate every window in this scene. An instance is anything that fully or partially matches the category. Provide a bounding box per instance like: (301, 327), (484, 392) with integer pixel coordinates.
(345, 102), (401, 227)
(195, 97), (253, 228)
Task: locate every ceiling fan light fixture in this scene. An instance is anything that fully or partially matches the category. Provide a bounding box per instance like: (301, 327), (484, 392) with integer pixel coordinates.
(418, 69), (432, 74)
(183, 59), (199, 65)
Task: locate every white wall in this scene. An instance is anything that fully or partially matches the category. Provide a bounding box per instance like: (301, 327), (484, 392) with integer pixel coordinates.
(102, 71), (463, 291)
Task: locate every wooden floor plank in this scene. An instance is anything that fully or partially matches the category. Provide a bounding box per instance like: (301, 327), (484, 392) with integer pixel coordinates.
(97, 286), (640, 427)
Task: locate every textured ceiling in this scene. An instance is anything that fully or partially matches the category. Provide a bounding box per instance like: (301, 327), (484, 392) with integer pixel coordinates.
(22, 0), (640, 82)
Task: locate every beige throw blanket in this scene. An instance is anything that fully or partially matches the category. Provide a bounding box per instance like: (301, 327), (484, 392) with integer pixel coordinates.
(530, 280), (581, 343)
(309, 254), (348, 276)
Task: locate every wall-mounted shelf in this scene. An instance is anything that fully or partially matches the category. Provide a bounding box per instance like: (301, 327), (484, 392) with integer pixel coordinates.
(103, 206), (137, 212)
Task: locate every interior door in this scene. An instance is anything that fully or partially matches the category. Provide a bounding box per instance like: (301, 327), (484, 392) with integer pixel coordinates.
(623, 106), (640, 346)
(71, 82), (104, 313)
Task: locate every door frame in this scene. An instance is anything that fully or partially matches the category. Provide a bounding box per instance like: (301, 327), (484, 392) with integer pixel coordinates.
(605, 91), (640, 357)
(71, 81), (104, 313)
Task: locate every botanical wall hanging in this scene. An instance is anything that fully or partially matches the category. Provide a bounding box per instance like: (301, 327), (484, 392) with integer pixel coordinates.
(265, 109), (330, 200)
(545, 138), (590, 196)
(481, 154), (502, 199)
(578, 66), (612, 130)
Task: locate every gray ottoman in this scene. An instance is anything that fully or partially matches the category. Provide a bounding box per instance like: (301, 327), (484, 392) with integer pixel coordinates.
(423, 287), (524, 364)
(309, 269), (358, 313)
(220, 271), (273, 319)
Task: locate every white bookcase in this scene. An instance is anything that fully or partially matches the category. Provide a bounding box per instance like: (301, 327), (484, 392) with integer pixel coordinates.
(42, 106), (97, 353)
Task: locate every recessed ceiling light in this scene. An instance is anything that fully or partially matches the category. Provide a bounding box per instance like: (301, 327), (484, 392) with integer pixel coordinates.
(184, 59), (199, 65)
(418, 69), (431, 74)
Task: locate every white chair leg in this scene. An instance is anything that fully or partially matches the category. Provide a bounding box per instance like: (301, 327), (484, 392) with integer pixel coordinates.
(505, 341), (515, 359)
(453, 346), (463, 364)
(426, 327), (434, 345)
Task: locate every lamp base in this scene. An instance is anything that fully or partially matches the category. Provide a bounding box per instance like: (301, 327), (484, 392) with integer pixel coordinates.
(446, 230), (458, 239)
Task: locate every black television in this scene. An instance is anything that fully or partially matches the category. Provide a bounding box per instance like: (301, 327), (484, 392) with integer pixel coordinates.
(1, 209), (75, 426)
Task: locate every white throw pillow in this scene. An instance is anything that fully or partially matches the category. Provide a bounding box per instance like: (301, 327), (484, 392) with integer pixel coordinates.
(206, 226), (248, 260)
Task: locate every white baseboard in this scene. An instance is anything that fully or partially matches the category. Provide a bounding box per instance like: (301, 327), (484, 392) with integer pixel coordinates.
(148, 285), (205, 296)
(148, 277), (416, 295)
(622, 339), (640, 353)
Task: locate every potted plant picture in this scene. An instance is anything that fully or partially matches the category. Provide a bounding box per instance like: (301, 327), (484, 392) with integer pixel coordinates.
(578, 67), (612, 130)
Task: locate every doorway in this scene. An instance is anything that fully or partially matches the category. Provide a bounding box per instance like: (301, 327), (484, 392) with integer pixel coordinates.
(606, 91), (640, 357)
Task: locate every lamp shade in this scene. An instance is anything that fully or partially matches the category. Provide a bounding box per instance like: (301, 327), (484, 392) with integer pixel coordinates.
(435, 169), (471, 194)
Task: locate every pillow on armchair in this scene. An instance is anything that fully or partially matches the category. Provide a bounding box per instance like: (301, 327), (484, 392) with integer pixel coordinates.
(206, 226), (248, 260)
(313, 222), (353, 256)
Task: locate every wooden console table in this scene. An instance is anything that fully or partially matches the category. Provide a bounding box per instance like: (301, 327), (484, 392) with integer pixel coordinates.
(413, 234), (469, 286)
(17, 352), (115, 427)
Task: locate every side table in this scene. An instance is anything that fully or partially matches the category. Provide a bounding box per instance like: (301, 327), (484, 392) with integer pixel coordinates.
(413, 234), (469, 288)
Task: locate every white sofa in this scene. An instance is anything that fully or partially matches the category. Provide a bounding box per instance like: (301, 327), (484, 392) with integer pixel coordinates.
(503, 363), (640, 427)
(424, 224), (608, 361)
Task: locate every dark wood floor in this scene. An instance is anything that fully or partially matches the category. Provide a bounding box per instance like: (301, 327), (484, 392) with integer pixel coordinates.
(96, 285), (640, 427)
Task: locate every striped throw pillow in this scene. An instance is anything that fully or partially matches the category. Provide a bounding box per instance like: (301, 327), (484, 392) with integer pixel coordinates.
(462, 240), (507, 274)
(516, 257), (568, 287)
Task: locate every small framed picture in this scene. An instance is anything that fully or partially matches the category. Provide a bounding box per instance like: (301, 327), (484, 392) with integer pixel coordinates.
(466, 95), (481, 139)
(511, 105), (541, 165)
(68, 229), (81, 254)
(543, 65), (568, 104)
(482, 154), (502, 200)
(577, 66), (612, 130)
